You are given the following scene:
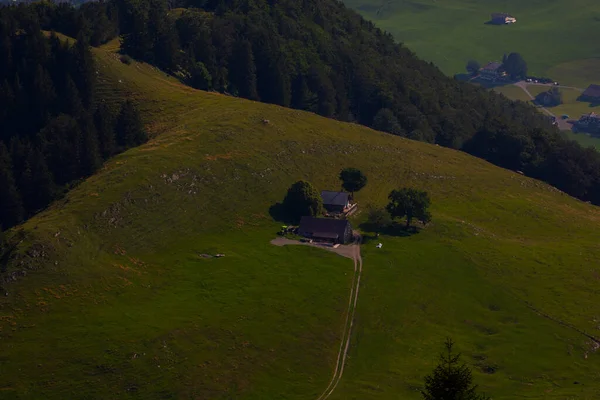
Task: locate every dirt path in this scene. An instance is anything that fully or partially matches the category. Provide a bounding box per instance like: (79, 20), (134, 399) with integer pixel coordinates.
(315, 234), (362, 400)
(270, 235), (364, 399)
(512, 81), (574, 131)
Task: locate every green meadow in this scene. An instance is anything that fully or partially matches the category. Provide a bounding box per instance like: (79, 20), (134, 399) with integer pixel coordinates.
(1, 40), (600, 399)
(343, 0), (600, 86)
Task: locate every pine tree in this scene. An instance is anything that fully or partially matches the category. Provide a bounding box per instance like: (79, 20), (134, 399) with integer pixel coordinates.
(291, 74), (318, 111)
(20, 148), (55, 214)
(229, 39), (258, 100)
(71, 32), (95, 108)
(94, 102), (116, 159)
(63, 75), (84, 116)
(31, 65), (57, 129)
(421, 338), (491, 400)
(0, 143), (24, 229)
(116, 100), (147, 148)
(189, 61), (212, 91)
(39, 115), (81, 186)
(78, 113), (101, 176)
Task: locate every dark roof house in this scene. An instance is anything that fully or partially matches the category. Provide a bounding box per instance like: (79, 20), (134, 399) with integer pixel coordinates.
(482, 62), (502, 71)
(321, 190), (350, 213)
(298, 216), (353, 244)
(580, 84), (600, 102)
(479, 62), (504, 81)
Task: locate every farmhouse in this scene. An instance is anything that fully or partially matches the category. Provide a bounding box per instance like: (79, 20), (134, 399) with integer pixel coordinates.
(297, 216), (353, 244)
(479, 62), (503, 81)
(579, 84), (600, 102)
(321, 190), (351, 214)
(491, 13), (516, 24)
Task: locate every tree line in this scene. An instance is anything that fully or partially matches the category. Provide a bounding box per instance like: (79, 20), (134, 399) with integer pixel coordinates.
(0, 5), (147, 231)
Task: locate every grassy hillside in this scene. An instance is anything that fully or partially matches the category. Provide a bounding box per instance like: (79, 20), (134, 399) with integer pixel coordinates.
(343, 0), (600, 85)
(1, 40), (600, 399)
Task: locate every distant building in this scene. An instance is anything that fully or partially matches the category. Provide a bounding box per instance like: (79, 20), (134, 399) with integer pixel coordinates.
(479, 62), (504, 81)
(535, 89), (561, 107)
(321, 190), (351, 214)
(579, 84), (600, 103)
(297, 217), (353, 244)
(491, 13), (517, 24)
(576, 112), (600, 134)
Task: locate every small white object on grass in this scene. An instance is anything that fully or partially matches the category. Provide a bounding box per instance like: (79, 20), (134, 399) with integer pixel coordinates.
(376, 243), (383, 249)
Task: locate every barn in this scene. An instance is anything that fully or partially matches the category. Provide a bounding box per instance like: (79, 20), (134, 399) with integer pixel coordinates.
(297, 217), (354, 244)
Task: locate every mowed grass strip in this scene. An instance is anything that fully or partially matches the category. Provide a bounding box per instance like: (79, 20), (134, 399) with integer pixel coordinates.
(0, 40), (600, 399)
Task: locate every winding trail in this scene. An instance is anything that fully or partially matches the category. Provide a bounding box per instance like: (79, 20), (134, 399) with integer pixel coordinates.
(512, 81), (583, 131)
(315, 234), (363, 400)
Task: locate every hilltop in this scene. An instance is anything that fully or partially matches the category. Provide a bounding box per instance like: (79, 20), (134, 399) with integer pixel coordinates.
(1, 39), (600, 399)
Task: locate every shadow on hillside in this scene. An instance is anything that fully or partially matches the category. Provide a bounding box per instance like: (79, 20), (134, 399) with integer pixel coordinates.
(477, 80), (514, 89)
(268, 202), (297, 225)
(454, 73), (474, 82)
(359, 221), (420, 243)
(483, 20), (504, 25)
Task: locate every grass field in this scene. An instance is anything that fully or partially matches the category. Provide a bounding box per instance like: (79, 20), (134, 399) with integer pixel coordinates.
(343, 0), (600, 86)
(1, 40), (600, 399)
(493, 85), (532, 102)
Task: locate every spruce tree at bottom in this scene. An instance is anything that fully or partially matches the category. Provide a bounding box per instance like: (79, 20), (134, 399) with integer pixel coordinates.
(421, 338), (491, 400)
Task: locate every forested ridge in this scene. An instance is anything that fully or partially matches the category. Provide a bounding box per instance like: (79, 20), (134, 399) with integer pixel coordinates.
(1, 0), (599, 233)
(0, 4), (147, 232)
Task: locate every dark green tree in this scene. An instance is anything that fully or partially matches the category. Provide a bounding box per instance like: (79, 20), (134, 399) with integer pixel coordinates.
(0, 143), (24, 229)
(339, 167), (367, 197)
(229, 39), (258, 100)
(116, 100), (147, 148)
(20, 148), (55, 213)
(466, 60), (480, 75)
(502, 52), (527, 80)
(386, 187), (431, 228)
(71, 32), (95, 108)
(189, 61), (212, 91)
(373, 108), (403, 135)
(78, 113), (102, 176)
(94, 102), (116, 159)
(31, 65), (57, 129)
(63, 75), (84, 116)
(422, 338), (491, 400)
(282, 180), (323, 222)
(291, 74), (318, 111)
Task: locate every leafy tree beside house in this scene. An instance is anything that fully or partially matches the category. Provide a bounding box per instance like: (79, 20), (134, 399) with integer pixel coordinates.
(422, 338), (491, 400)
(282, 180), (323, 222)
(502, 53), (528, 80)
(339, 168), (367, 197)
(387, 188), (431, 228)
